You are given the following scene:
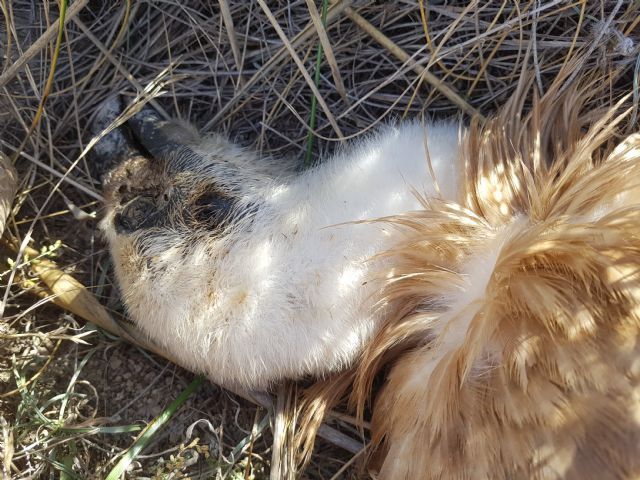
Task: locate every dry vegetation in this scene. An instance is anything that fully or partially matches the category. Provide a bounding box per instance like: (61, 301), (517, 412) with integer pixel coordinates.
(0, 0), (638, 478)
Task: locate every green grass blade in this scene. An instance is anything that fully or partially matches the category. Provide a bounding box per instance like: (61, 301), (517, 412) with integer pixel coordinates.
(105, 375), (204, 480)
(59, 350), (95, 422)
(304, 0), (330, 167)
(57, 439), (78, 480)
(10, 0), (69, 164)
(59, 424), (143, 434)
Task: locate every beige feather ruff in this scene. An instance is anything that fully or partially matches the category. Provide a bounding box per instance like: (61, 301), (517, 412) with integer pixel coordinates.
(296, 65), (640, 479)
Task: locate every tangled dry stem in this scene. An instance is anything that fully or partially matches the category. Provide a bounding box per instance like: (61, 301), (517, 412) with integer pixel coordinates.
(0, 1), (638, 478)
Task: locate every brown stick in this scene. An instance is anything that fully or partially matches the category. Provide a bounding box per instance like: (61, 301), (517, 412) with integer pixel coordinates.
(218, 0), (244, 86)
(342, 5), (483, 119)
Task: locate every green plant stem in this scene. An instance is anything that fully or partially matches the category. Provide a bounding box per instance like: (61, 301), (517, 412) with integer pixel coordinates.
(105, 375), (204, 480)
(11, 0), (68, 164)
(304, 0), (329, 167)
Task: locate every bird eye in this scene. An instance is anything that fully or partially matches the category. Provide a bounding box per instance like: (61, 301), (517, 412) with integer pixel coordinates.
(189, 190), (236, 229)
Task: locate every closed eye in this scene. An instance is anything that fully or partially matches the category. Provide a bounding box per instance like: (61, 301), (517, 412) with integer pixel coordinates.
(189, 190), (236, 228)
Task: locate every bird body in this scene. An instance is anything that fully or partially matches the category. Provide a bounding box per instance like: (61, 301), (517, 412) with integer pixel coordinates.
(100, 117), (461, 388)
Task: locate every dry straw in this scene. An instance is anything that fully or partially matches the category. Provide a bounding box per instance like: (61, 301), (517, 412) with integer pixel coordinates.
(0, 1), (638, 478)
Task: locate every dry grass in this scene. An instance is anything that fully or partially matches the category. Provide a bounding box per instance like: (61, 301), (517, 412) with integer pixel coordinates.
(0, 1), (638, 478)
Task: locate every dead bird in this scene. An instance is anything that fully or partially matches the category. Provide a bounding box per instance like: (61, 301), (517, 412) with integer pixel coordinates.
(96, 100), (461, 389)
(94, 69), (640, 479)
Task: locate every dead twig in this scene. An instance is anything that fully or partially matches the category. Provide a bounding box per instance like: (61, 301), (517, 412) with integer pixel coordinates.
(218, 0), (244, 87)
(341, 5), (483, 119)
